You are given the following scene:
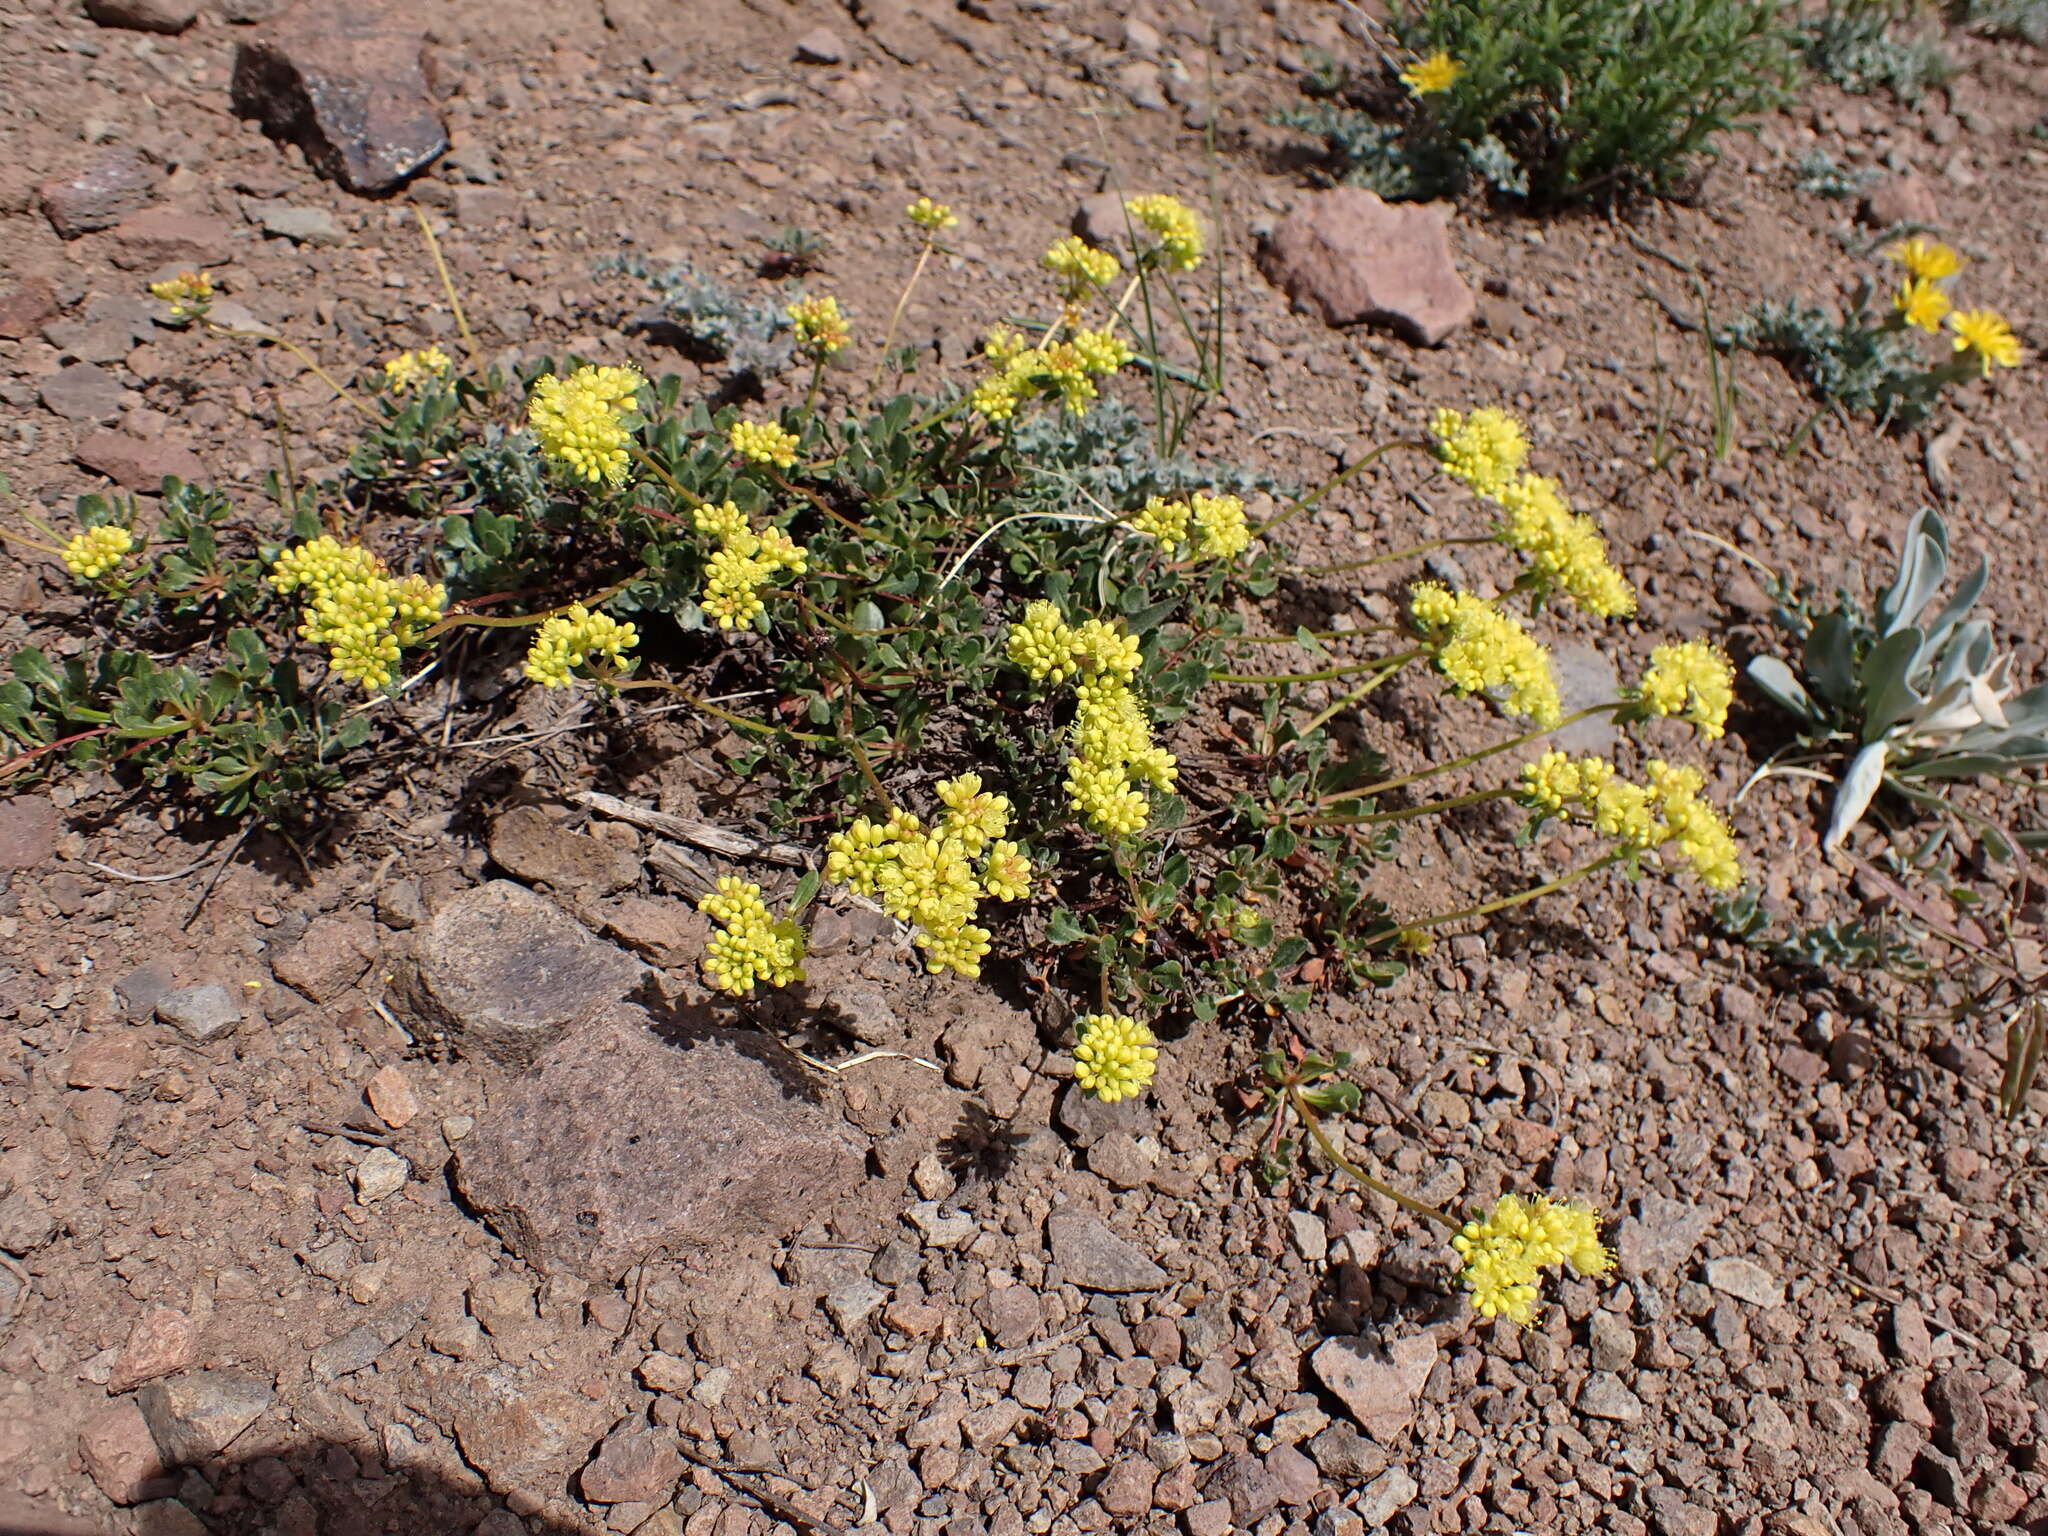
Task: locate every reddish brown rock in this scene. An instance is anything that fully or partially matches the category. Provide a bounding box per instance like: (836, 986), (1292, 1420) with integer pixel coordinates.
(84, 0), (198, 33)
(79, 1401), (176, 1505)
(107, 209), (237, 272)
(1257, 187), (1474, 346)
(578, 1423), (682, 1505)
(488, 806), (641, 895)
(1860, 174), (1940, 229)
(231, 3), (448, 194)
(452, 1003), (866, 1280)
(39, 148), (158, 237)
(271, 915), (377, 1003)
(75, 432), (208, 492)
(67, 1032), (149, 1091)
(109, 1308), (198, 1394)
(364, 1064), (419, 1129)
(0, 277), (58, 342)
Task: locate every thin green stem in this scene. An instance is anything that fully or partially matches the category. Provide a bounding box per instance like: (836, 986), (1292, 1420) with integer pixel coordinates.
(414, 206), (478, 361)
(205, 322), (375, 421)
(802, 355), (826, 422)
(1281, 650), (1424, 751)
(612, 678), (829, 743)
(1215, 654), (1414, 687)
(1383, 851), (1623, 940)
(1318, 785), (1512, 827)
(1288, 535), (1493, 576)
(1253, 440), (1431, 538)
(1288, 1090), (1459, 1231)
(868, 241), (935, 399)
(628, 445), (704, 510)
(1324, 703), (1621, 806)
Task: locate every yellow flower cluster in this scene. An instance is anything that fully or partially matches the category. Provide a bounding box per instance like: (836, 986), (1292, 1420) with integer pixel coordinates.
(1400, 50), (1462, 96)
(729, 419), (800, 469)
(63, 525), (134, 582)
(1042, 235), (1120, 303)
(1005, 602), (1174, 836)
(907, 196), (958, 233)
(270, 537), (447, 693)
(698, 877), (807, 997)
(1637, 640), (1734, 738)
(1429, 406), (1528, 497)
(522, 602), (639, 688)
(147, 269), (213, 322)
(1124, 194), (1204, 272)
(1409, 583), (1562, 727)
(527, 365), (643, 486)
(1073, 1013), (1158, 1102)
(970, 327), (1134, 420)
(1453, 1194), (1612, 1327)
(1515, 752), (1742, 888)
(384, 346), (453, 393)
(1493, 472), (1636, 618)
(693, 499), (808, 630)
(1127, 492), (1251, 561)
(825, 774), (1036, 978)
(787, 295), (851, 358)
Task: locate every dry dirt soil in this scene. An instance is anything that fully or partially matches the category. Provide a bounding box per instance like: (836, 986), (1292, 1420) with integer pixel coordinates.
(2, 0), (2047, 1535)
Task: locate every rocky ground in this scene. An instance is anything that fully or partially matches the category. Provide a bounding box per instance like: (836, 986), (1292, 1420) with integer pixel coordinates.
(3, 0), (2048, 1534)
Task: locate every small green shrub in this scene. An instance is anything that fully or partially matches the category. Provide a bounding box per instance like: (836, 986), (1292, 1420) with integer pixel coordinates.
(1804, 0), (1952, 101)
(1274, 0), (1801, 203)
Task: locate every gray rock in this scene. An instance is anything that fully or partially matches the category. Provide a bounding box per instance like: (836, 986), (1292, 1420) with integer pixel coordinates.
(1046, 1210), (1167, 1293)
(1587, 1310), (1637, 1372)
(792, 26), (846, 62)
(41, 363), (127, 424)
(251, 201), (345, 246)
(1084, 1130), (1154, 1190)
(351, 1146), (408, 1204)
(390, 880), (645, 1068)
(137, 1371), (274, 1465)
(1310, 1334), (1437, 1442)
(1577, 1371), (1644, 1423)
(1256, 187), (1475, 346)
(1307, 1421), (1387, 1483)
(452, 1002), (865, 1281)
(1353, 1467), (1420, 1525)
(1551, 644), (1622, 754)
(1703, 1256), (1783, 1309)
(1055, 1080), (1146, 1148)
(309, 1290), (429, 1380)
(84, 0), (197, 32)
(155, 985), (241, 1043)
(1615, 1195), (1713, 1279)
(38, 148), (157, 237)
(231, 3), (448, 194)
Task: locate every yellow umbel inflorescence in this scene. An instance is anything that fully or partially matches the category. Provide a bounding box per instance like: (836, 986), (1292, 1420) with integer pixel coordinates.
(527, 365), (644, 486)
(1644, 759), (1742, 890)
(522, 603), (639, 688)
(1514, 751), (1742, 889)
(1429, 406), (1528, 498)
(1400, 50), (1462, 96)
(1893, 277), (1952, 334)
(825, 774), (1038, 979)
(698, 877), (807, 997)
(384, 346), (454, 392)
(1493, 472), (1635, 617)
(1408, 582), (1562, 728)
(1453, 1194), (1612, 1327)
(969, 329), (1134, 421)
(147, 269), (213, 323)
(1515, 750), (1616, 816)
(1041, 235), (1120, 303)
(691, 499), (808, 631)
(1124, 194), (1204, 272)
(1072, 1013), (1158, 1102)
(1130, 495), (1192, 551)
(1885, 236), (1961, 283)
(787, 295), (851, 358)
(270, 537), (447, 693)
(1948, 308), (2022, 376)
(1126, 491), (1252, 561)
(63, 525), (134, 583)
(907, 196), (958, 233)
(729, 418), (801, 468)
(1637, 640), (1734, 739)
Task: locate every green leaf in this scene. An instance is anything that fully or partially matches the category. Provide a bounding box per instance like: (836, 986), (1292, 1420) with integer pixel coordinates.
(790, 869), (821, 914)
(1046, 908), (1087, 945)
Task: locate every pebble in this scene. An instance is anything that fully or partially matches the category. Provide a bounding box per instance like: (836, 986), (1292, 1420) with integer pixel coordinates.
(1577, 1371), (1645, 1423)
(1588, 1311), (1637, 1372)
(1046, 1210), (1167, 1293)
(78, 1400), (175, 1505)
(155, 985), (241, 1043)
(251, 201), (346, 246)
(1703, 1256), (1784, 1309)
(1287, 1211), (1328, 1264)
(353, 1146), (410, 1204)
(793, 26), (846, 63)
(137, 1370), (275, 1463)
(40, 363), (128, 424)
(365, 1065), (419, 1129)
(1310, 1334), (1436, 1441)
(108, 1306), (196, 1393)
(1352, 1467), (1420, 1525)
(1085, 1131), (1154, 1190)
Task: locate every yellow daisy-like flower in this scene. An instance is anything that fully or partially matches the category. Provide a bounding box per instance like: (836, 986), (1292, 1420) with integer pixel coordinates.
(1636, 640), (1735, 739)
(729, 419), (801, 468)
(1893, 277), (1951, 334)
(1400, 50), (1462, 96)
(1885, 236), (1961, 282)
(1123, 194), (1204, 272)
(699, 877), (807, 997)
(1452, 1194), (1612, 1328)
(907, 196), (958, 233)
(787, 295), (851, 358)
(384, 346), (454, 393)
(1042, 235), (1120, 302)
(522, 603), (639, 688)
(1948, 308), (2022, 376)
(1072, 1013), (1158, 1102)
(1429, 406), (1529, 499)
(1408, 582), (1562, 727)
(62, 525), (134, 582)
(527, 365), (644, 486)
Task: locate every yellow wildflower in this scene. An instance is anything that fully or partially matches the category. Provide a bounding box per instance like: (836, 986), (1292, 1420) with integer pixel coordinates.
(981, 841), (1034, 903)
(699, 877), (807, 996)
(1892, 277), (1951, 334)
(1453, 1194), (1612, 1328)
(1072, 1014), (1158, 1102)
(1948, 308), (2022, 376)
(527, 365), (643, 486)
(147, 269), (213, 323)
(384, 346), (453, 393)
(1042, 235), (1120, 302)
(1130, 496), (1192, 552)
(1645, 760), (1742, 890)
(1124, 194), (1204, 271)
(983, 325), (1032, 365)
(270, 537), (446, 693)
(1408, 582), (1562, 727)
(63, 525), (134, 582)
(1516, 751), (1614, 815)
(1494, 473), (1635, 617)
(907, 196), (957, 233)
(1591, 778), (1660, 853)
(1007, 600), (1084, 684)
(729, 419), (801, 468)
(1885, 236), (1961, 282)
(523, 603), (638, 688)
(787, 295), (851, 357)
(692, 500), (806, 631)
(1193, 492), (1251, 560)
(1071, 618), (1142, 682)
(936, 771), (1012, 856)
(1070, 327), (1134, 377)
(824, 785), (1023, 979)
(1429, 406), (1528, 498)
(1400, 50), (1462, 96)
(1637, 640), (1734, 739)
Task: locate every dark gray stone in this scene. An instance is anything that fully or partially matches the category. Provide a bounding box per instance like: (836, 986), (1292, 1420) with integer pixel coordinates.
(38, 148), (157, 237)
(84, 0), (198, 32)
